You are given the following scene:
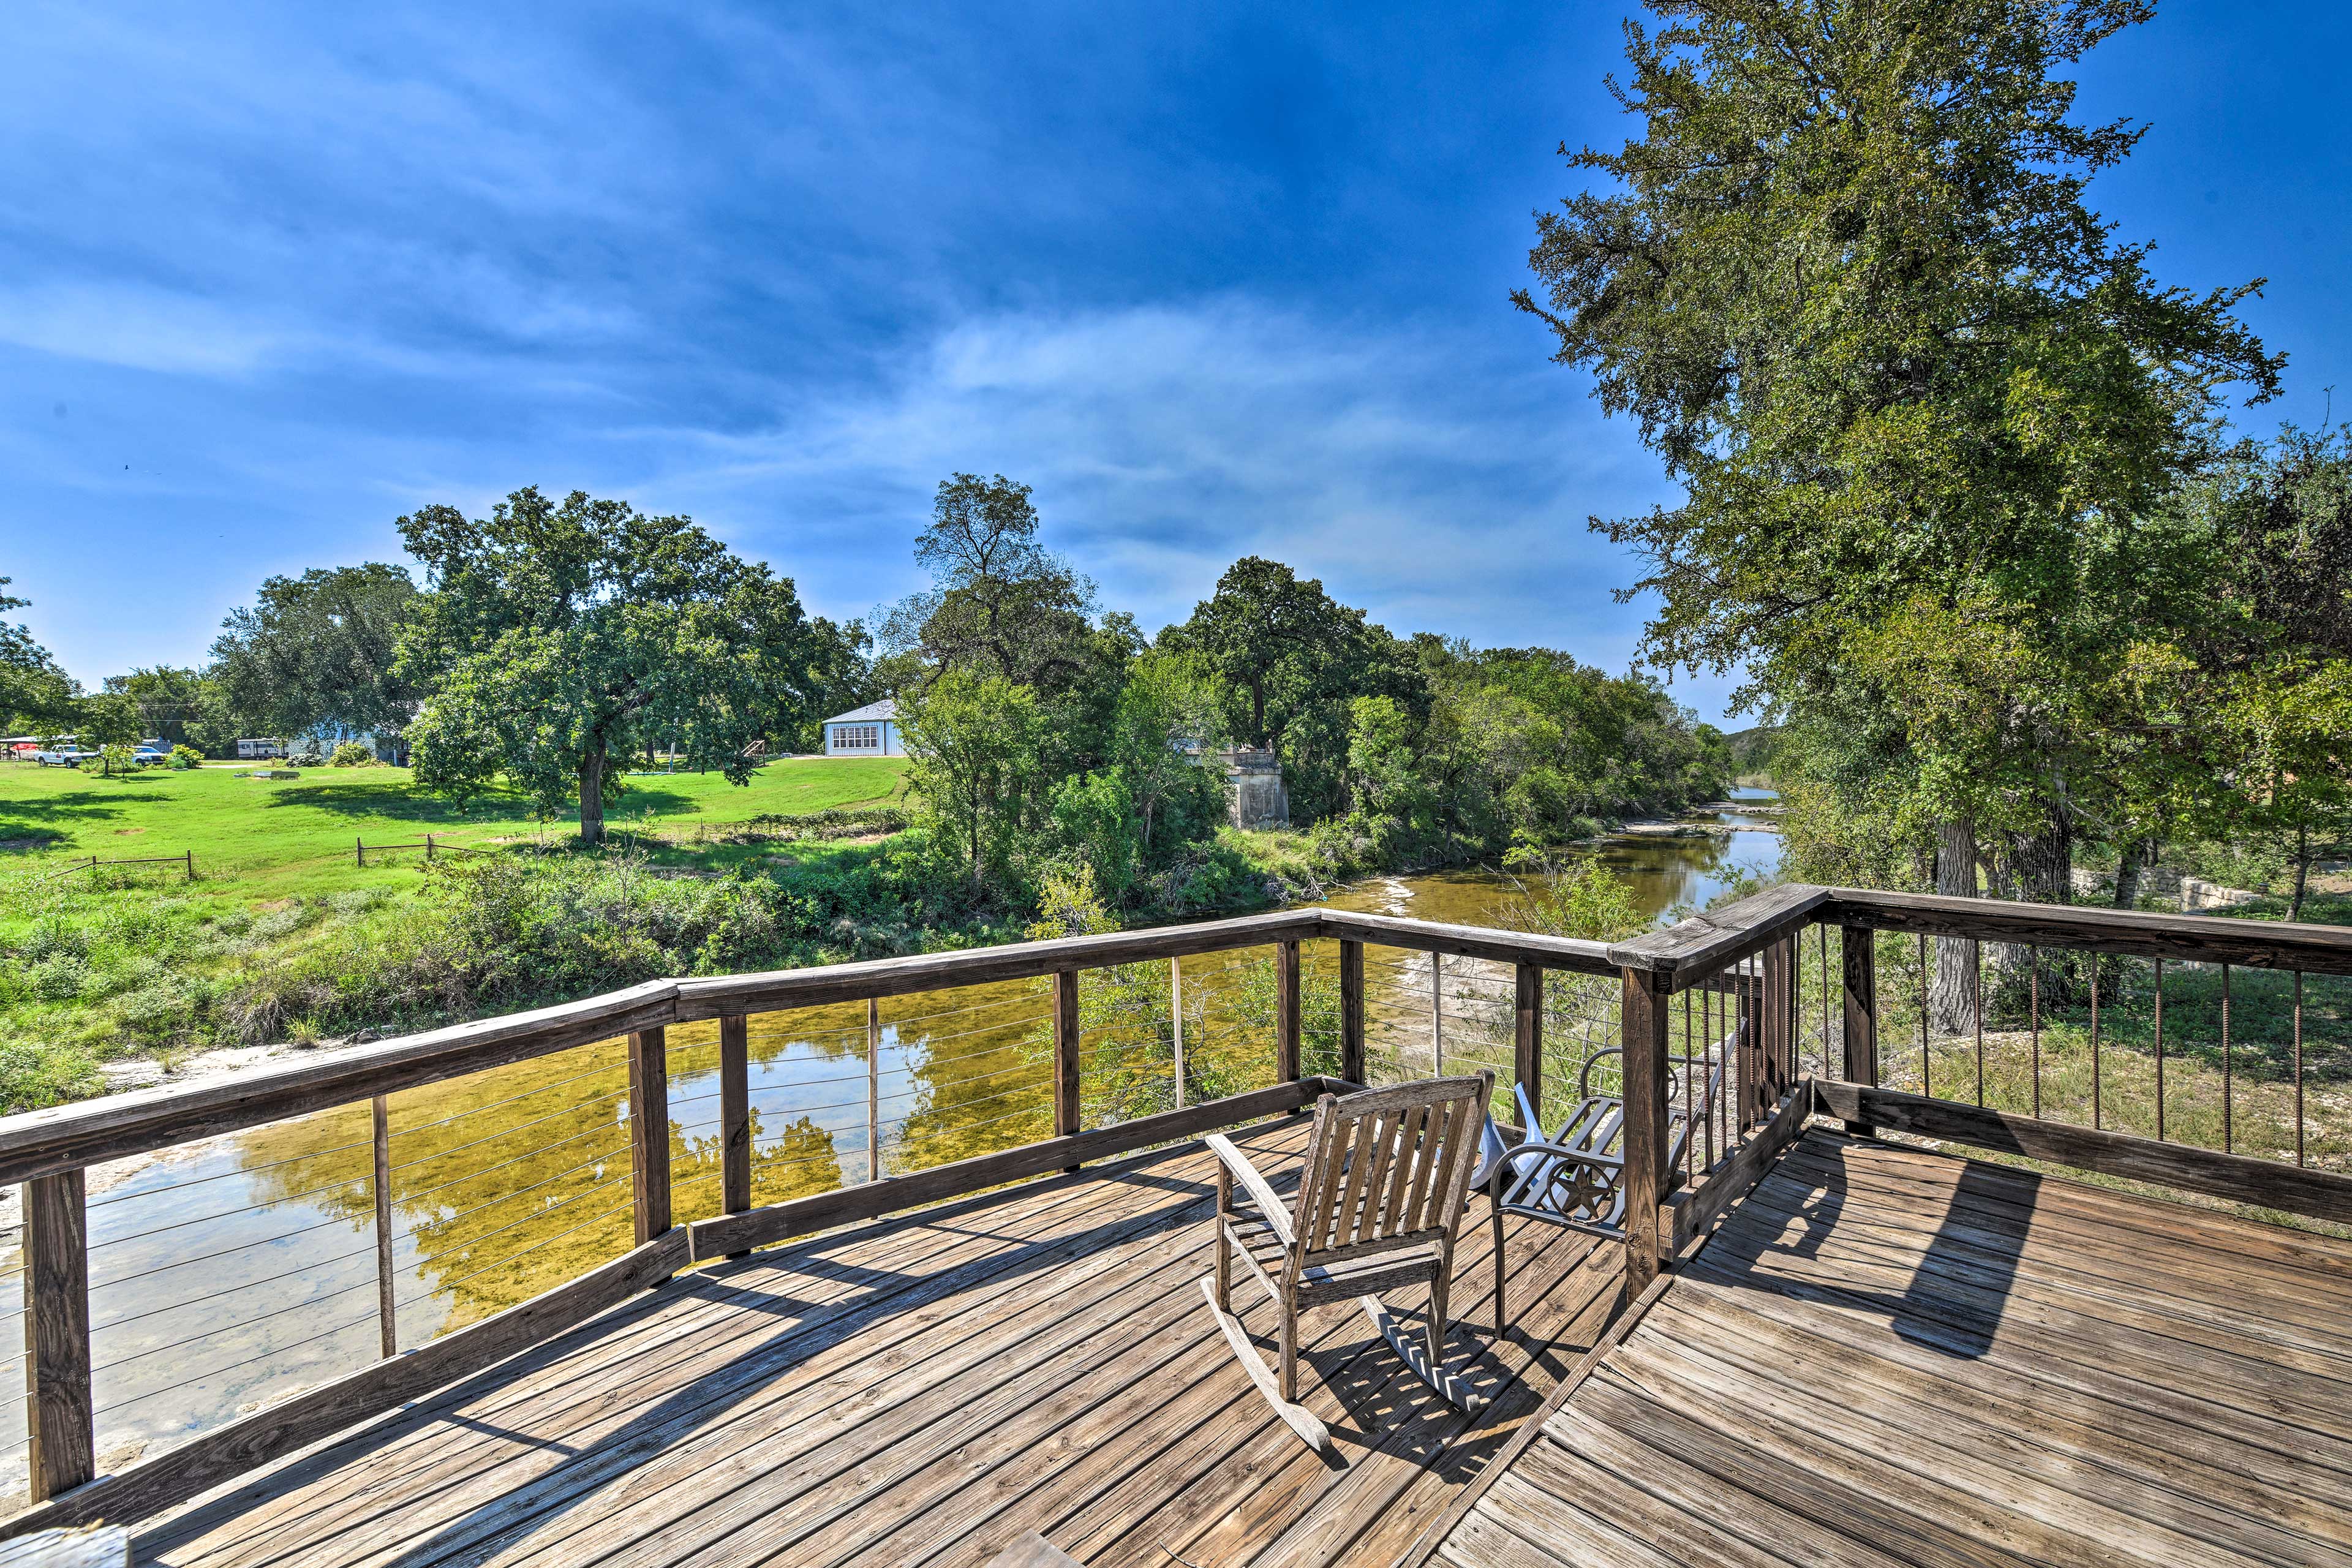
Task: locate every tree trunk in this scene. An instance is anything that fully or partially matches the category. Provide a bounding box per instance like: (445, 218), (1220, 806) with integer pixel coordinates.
(579, 746), (607, 846)
(1929, 818), (1980, 1037)
(2002, 819), (2073, 905)
(2291, 823), (2310, 922)
(2112, 835), (2155, 911)
(1999, 813), (2079, 1005)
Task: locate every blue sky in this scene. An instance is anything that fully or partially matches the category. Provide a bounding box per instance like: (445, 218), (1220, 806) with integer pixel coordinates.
(5, 1), (2346, 726)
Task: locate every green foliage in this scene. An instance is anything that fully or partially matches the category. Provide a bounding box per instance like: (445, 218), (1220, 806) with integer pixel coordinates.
(0, 575), (77, 734)
(1523, 0), (2286, 902)
(1163, 556), (1423, 823)
(211, 564), (422, 747)
(899, 668), (1046, 894)
(396, 487), (862, 844)
(330, 741), (375, 767)
(168, 744), (204, 769)
(105, 666), (236, 756)
(1332, 643), (1730, 867)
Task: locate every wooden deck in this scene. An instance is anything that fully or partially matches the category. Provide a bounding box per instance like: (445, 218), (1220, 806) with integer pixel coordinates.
(134, 1114), (1626, 1568)
(1427, 1129), (2352, 1568)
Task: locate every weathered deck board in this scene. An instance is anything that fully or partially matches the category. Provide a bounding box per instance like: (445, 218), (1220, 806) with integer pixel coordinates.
(1430, 1129), (2352, 1568)
(137, 1115), (1624, 1568)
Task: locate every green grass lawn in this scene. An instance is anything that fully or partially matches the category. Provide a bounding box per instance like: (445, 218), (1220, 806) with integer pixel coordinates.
(0, 757), (909, 899)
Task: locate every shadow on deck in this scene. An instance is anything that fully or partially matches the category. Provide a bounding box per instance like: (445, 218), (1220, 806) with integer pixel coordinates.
(1425, 1128), (2352, 1568)
(135, 1115), (1626, 1568)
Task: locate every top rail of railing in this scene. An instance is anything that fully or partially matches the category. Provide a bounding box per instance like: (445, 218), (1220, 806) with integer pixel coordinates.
(5, 883), (2344, 1187)
(0, 907), (1616, 1188)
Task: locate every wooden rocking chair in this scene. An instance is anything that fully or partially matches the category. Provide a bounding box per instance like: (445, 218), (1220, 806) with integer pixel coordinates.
(1200, 1072), (1494, 1453)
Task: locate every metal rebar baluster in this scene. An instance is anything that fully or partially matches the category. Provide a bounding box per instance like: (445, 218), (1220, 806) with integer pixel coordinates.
(1170, 956), (1185, 1109)
(2090, 962), (2101, 1131)
(1819, 924), (1831, 1077)
(1917, 933), (1930, 1100)
(372, 1095), (396, 1358)
(1682, 989), (1694, 1183)
(2294, 971), (2305, 1167)
(2029, 948), (2042, 1118)
(2221, 964), (2233, 1155)
(867, 997), (881, 1183)
(1972, 939), (1984, 1108)
(2153, 960), (2165, 1142)
(1430, 951), (1443, 1077)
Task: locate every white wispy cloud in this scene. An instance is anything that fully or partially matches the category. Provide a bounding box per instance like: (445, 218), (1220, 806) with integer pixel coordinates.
(641, 295), (1710, 698)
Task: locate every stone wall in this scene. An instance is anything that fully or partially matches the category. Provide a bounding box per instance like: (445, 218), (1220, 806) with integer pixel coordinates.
(1222, 748), (1289, 831)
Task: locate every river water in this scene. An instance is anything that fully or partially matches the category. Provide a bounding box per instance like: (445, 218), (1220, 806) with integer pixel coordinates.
(0, 794), (1778, 1490)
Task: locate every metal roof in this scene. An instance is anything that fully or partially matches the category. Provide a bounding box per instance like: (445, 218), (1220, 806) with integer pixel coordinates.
(823, 699), (897, 725)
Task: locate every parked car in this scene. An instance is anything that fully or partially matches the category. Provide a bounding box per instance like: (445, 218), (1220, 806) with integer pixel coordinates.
(32, 748), (97, 767)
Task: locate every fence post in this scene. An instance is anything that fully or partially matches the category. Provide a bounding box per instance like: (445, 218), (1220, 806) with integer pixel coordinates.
(23, 1169), (93, 1502)
(1619, 967), (1673, 1294)
(627, 1028), (671, 1245)
(865, 997), (881, 1183)
(356, 835), (364, 868)
(719, 1014), (751, 1216)
(1515, 961), (1542, 1127)
(184, 849), (194, 883)
(1054, 971), (1081, 1167)
(1840, 925), (1878, 1135)
(1339, 940), (1365, 1085)
(371, 1096), (398, 1357)
(1170, 957), (1186, 1109)
(426, 834), (435, 862)
(1276, 939), (1302, 1083)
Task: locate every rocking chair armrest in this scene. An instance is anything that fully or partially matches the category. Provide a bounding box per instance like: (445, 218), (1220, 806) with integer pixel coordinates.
(1205, 1133), (1296, 1246)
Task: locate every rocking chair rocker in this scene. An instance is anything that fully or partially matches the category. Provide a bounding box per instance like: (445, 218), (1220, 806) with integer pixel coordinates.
(1200, 1072), (1494, 1453)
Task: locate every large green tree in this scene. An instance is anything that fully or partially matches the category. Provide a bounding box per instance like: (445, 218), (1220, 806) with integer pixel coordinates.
(396, 487), (854, 844)
(211, 564), (424, 750)
(0, 578), (76, 734)
(1163, 557), (1424, 823)
(103, 666), (235, 754)
(1523, 0), (2282, 1017)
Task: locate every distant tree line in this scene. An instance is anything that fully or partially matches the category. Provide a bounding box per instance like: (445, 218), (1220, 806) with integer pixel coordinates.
(6, 470), (1727, 901)
(883, 474), (1730, 914)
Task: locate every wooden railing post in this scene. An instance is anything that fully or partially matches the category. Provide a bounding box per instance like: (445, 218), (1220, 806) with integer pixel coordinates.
(1619, 968), (1673, 1292)
(627, 1028), (671, 1245)
(1840, 925), (1878, 1136)
(1760, 938), (1787, 1115)
(719, 1014), (751, 1214)
(1339, 941), (1365, 1085)
(1515, 961), (1542, 1126)
(24, 1169), (93, 1502)
(1276, 940), (1302, 1083)
(371, 1096), (397, 1358)
(1053, 971), (1081, 1143)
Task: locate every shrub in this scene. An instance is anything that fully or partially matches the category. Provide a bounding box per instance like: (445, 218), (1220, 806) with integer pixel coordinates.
(0, 1043), (100, 1110)
(169, 744), (204, 769)
(330, 741), (375, 767)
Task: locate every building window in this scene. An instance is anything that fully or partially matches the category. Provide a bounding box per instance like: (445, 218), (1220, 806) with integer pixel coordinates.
(835, 725), (880, 750)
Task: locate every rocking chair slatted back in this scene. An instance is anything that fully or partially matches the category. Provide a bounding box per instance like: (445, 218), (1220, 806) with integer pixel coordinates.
(1295, 1076), (1489, 1263)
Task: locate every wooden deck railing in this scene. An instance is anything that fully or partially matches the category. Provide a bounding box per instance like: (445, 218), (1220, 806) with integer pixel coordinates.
(0, 905), (1628, 1535)
(1616, 885), (2352, 1291)
(4, 888), (2346, 1536)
